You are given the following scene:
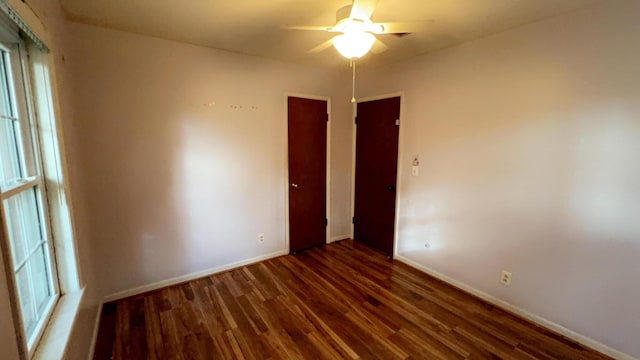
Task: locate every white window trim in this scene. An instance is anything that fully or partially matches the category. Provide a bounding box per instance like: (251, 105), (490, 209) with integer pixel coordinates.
(26, 31), (84, 360)
(27, 43), (81, 294)
(32, 289), (83, 360)
(0, 2), (84, 359)
(0, 36), (60, 360)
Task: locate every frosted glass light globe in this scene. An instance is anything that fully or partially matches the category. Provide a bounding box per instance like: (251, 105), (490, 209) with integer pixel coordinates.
(333, 32), (375, 59)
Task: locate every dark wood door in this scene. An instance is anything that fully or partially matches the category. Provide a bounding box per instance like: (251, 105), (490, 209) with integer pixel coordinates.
(354, 97), (401, 256)
(288, 97), (327, 253)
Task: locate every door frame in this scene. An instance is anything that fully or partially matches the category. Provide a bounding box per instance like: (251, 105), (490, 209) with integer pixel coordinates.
(284, 93), (331, 253)
(350, 92), (405, 257)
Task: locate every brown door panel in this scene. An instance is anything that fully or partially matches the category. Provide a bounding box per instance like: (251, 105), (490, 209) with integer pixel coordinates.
(288, 97), (327, 253)
(354, 97), (401, 255)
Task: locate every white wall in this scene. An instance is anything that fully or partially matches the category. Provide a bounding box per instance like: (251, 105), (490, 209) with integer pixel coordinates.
(358, 1), (640, 358)
(330, 79), (355, 240)
(5, 0), (637, 358)
(0, 261), (20, 359)
(62, 23), (353, 298)
(0, 2), (355, 357)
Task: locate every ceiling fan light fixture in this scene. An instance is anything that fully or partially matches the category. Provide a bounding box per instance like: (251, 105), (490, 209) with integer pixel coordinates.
(333, 31), (375, 59)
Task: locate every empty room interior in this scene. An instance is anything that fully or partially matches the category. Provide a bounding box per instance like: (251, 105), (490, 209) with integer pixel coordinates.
(0, 0), (638, 359)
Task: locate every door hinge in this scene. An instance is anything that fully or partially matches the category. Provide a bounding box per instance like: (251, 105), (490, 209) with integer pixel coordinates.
(352, 216), (356, 224)
(325, 218), (328, 226)
(395, 119), (400, 126)
(326, 113), (329, 122)
(354, 116), (358, 124)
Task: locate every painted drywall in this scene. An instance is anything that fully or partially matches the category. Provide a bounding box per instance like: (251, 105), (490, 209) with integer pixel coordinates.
(358, 1), (640, 357)
(0, 259), (20, 360)
(0, 1), (354, 357)
(330, 81), (355, 240)
(62, 23), (353, 298)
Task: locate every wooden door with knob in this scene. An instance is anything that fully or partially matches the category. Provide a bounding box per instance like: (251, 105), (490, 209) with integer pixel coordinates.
(287, 96), (328, 253)
(353, 96), (401, 256)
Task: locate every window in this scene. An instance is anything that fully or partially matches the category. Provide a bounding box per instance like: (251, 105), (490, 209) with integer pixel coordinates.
(0, 36), (59, 353)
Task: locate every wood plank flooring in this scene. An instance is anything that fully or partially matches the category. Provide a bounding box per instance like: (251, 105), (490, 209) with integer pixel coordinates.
(93, 240), (610, 359)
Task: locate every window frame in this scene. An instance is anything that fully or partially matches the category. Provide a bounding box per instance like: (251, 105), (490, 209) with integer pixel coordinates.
(0, 34), (60, 358)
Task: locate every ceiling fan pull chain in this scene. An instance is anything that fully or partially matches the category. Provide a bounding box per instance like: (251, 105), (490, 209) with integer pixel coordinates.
(351, 59), (356, 103)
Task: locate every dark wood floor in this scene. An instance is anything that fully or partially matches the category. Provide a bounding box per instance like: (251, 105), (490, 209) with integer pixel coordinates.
(93, 240), (610, 360)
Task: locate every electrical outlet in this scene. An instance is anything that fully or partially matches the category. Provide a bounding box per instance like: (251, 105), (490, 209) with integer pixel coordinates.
(258, 234), (265, 243)
(500, 270), (512, 286)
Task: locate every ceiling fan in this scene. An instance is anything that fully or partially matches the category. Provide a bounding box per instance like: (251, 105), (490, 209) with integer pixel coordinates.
(282, 0), (430, 59)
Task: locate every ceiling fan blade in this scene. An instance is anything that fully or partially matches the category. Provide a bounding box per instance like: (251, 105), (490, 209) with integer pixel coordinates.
(308, 38), (335, 54)
(281, 25), (333, 32)
(371, 38), (388, 54)
(350, 0), (379, 20)
(374, 21), (434, 34)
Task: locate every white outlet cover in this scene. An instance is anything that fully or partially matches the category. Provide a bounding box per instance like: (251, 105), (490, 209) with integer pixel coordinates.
(500, 270), (512, 286)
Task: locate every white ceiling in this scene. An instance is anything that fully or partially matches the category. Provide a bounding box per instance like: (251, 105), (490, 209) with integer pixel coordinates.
(59, 0), (599, 68)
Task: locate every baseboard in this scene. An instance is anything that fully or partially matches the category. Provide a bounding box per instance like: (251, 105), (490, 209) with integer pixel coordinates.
(395, 255), (635, 360)
(103, 249), (289, 302)
(329, 234), (351, 243)
(87, 300), (103, 360)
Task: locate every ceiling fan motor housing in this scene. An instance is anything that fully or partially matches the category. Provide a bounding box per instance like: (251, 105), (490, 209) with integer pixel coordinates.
(334, 4), (382, 35)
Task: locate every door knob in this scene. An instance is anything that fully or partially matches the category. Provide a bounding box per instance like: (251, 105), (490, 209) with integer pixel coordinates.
(292, 183), (299, 188)
(387, 185), (395, 191)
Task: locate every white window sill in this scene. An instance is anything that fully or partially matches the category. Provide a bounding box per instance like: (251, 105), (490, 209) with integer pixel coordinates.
(32, 288), (84, 360)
